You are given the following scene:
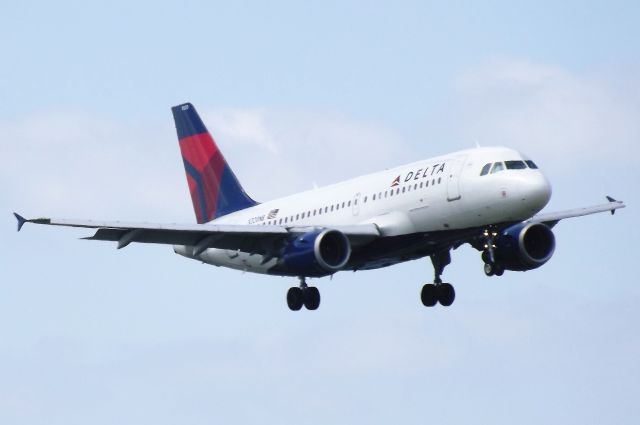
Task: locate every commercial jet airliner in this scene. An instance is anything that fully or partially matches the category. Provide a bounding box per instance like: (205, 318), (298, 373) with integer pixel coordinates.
(14, 103), (625, 311)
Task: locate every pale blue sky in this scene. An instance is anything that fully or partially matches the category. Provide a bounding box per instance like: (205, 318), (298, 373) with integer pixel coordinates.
(2, 1), (639, 424)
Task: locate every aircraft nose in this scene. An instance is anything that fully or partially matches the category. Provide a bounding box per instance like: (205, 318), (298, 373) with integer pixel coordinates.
(518, 172), (552, 213)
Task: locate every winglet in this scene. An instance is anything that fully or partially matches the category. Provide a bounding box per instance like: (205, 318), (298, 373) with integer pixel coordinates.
(13, 213), (27, 232)
(606, 196), (621, 215)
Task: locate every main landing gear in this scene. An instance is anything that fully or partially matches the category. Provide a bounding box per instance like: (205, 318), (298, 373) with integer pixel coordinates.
(287, 277), (320, 311)
(481, 228), (504, 277)
(421, 250), (456, 307)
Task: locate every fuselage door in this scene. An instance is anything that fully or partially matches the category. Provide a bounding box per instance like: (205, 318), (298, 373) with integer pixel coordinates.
(352, 192), (361, 216)
(447, 155), (468, 202)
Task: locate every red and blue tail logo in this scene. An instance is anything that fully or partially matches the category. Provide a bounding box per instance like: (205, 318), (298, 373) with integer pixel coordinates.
(172, 103), (257, 223)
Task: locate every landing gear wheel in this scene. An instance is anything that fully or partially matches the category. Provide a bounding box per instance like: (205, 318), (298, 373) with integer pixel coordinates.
(481, 251), (490, 264)
(303, 287), (321, 310)
(421, 284), (438, 307)
(287, 287), (304, 311)
(484, 262), (495, 276)
(484, 262), (504, 277)
(437, 283), (455, 306)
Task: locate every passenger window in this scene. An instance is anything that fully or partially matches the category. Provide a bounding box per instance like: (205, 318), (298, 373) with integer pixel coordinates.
(364, 196), (368, 203)
(526, 160), (538, 169)
(505, 160), (527, 170)
(373, 194), (376, 200)
(402, 187), (405, 193)
(330, 205), (334, 212)
(480, 163), (491, 176)
(396, 188), (400, 195)
(491, 162), (505, 173)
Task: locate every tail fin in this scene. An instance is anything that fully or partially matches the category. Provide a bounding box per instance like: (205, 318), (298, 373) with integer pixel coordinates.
(172, 103), (257, 223)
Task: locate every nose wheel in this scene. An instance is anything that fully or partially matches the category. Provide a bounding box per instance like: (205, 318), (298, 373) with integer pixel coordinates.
(483, 261), (504, 277)
(422, 250), (456, 307)
(481, 228), (504, 277)
(287, 277), (320, 311)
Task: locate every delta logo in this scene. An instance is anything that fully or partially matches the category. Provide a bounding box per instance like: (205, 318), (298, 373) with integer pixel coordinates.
(390, 163), (447, 187)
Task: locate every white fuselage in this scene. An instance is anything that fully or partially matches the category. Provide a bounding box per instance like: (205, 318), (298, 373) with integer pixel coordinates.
(174, 147), (552, 274)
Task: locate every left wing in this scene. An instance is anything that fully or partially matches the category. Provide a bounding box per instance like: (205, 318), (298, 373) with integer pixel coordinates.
(13, 213), (380, 255)
(526, 196), (625, 228)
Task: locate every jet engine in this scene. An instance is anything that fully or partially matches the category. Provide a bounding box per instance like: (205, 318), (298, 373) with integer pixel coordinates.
(281, 229), (351, 276)
(493, 222), (556, 271)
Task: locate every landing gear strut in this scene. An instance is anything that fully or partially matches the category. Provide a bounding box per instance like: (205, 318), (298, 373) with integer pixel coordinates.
(287, 277), (320, 311)
(481, 228), (504, 277)
(421, 250), (456, 307)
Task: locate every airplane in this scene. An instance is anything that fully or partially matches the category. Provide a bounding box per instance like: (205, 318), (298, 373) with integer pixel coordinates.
(14, 102), (625, 311)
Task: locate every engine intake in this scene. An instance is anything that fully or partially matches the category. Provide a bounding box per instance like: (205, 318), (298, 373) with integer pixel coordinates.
(282, 229), (351, 276)
(495, 222), (556, 271)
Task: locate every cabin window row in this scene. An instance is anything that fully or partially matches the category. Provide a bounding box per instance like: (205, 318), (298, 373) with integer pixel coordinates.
(260, 176), (444, 226)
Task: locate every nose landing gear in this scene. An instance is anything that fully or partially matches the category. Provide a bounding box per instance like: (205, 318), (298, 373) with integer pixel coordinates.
(481, 228), (504, 277)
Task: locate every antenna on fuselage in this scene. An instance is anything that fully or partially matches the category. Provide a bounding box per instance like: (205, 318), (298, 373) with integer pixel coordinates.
(474, 139), (481, 148)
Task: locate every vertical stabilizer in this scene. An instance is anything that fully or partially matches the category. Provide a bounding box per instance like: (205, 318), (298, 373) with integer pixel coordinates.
(172, 103), (257, 223)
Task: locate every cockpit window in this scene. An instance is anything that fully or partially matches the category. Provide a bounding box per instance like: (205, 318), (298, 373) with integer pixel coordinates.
(525, 160), (538, 169)
(480, 163), (492, 176)
(505, 160), (527, 170)
(490, 162), (504, 174)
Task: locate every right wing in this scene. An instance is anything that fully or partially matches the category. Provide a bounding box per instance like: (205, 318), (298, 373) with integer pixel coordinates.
(13, 213), (380, 256)
(526, 196), (626, 228)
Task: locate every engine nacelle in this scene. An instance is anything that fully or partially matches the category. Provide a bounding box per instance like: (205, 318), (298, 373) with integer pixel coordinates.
(281, 229), (351, 276)
(494, 222), (556, 271)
